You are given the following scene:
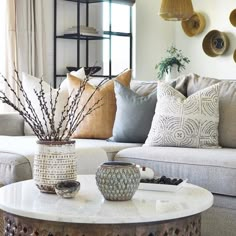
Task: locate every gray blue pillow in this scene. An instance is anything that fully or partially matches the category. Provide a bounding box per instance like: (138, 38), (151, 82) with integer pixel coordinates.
(109, 80), (157, 143)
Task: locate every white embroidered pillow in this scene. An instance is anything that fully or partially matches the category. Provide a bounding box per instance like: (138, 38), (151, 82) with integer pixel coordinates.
(145, 83), (220, 148)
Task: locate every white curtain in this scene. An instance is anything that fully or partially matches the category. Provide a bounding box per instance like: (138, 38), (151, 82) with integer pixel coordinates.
(0, 0), (18, 112)
(16, 0), (46, 78)
(0, 0), (47, 113)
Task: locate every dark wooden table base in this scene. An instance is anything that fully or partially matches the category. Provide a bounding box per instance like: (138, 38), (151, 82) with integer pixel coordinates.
(2, 211), (201, 236)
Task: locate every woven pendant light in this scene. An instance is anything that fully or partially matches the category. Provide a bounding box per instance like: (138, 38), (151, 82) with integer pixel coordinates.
(159, 0), (194, 21)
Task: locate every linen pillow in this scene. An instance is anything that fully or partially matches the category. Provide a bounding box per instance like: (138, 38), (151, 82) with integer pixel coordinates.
(173, 73), (236, 148)
(145, 82), (220, 148)
(60, 67), (86, 91)
(22, 73), (68, 136)
(109, 80), (157, 143)
(67, 69), (132, 139)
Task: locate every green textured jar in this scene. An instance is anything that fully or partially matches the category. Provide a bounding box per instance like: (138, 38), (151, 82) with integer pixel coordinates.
(95, 161), (141, 201)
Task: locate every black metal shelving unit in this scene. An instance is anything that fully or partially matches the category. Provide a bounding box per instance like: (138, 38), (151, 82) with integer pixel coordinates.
(53, 0), (133, 87)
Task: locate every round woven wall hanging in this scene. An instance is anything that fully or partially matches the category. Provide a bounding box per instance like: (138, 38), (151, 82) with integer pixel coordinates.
(233, 50), (236, 63)
(230, 9), (236, 27)
(181, 12), (206, 37)
(202, 30), (229, 57)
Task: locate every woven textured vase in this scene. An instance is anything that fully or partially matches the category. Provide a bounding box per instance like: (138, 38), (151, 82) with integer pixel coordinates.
(34, 140), (77, 194)
(96, 162), (141, 201)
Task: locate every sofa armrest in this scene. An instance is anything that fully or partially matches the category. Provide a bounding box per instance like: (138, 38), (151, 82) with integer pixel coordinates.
(0, 113), (24, 136)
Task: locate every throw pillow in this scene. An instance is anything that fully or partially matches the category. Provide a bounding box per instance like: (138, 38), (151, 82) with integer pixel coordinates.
(22, 73), (68, 136)
(173, 73), (236, 148)
(145, 82), (220, 148)
(67, 69), (132, 139)
(60, 67), (86, 91)
(109, 80), (157, 143)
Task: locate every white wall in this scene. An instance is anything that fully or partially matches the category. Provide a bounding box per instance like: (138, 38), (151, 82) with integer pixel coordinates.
(135, 0), (174, 81)
(175, 0), (236, 79)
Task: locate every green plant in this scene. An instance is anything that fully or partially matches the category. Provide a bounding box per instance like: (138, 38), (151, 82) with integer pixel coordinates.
(155, 46), (190, 80)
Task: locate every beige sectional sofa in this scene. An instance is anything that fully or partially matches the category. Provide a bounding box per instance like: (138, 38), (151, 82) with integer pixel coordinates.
(0, 76), (235, 235)
(115, 75), (236, 236)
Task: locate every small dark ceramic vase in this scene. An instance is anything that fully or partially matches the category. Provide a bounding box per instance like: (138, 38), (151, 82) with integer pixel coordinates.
(95, 161), (141, 201)
(55, 180), (80, 198)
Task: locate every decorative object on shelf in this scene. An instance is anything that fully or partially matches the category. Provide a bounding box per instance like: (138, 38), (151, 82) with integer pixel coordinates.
(229, 9), (236, 27)
(181, 12), (206, 37)
(55, 180), (80, 198)
(64, 25), (99, 36)
(233, 50), (236, 63)
(159, 0), (194, 21)
(66, 66), (102, 76)
(0, 70), (107, 193)
(155, 46), (190, 81)
(202, 30), (229, 57)
(96, 161), (141, 201)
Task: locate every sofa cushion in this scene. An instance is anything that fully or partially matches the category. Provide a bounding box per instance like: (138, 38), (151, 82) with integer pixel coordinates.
(67, 70), (132, 139)
(115, 146), (236, 197)
(0, 152), (32, 185)
(130, 80), (157, 96)
(173, 73), (236, 148)
(145, 83), (220, 148)
(0, 113), (24, 136)
(110, 80), (156, 143)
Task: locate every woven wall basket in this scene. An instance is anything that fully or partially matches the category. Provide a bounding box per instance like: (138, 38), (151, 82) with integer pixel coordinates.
(202, 30), (229, 57)
(34, 140), (77, 194)
(230, 9), (236, 27)
(181, 12), (206, 37)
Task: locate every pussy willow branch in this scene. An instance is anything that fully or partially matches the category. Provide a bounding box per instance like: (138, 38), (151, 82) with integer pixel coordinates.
(13, 70), (44, 135)
(39, 78), (51, 137)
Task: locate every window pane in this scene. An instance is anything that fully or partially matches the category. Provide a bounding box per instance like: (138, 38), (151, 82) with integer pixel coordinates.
(103, 3), (130, 33)
(111, 36), (130, 75)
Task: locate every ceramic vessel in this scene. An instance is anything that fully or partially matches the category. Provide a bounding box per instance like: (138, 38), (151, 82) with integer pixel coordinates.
(34, 140), (77, 194)
(55, 180), (80, 198)
(96, 161), (141, 201)
(164, 65), (180, 82)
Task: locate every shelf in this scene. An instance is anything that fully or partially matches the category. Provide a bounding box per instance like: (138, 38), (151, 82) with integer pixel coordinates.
(65, 0), (135, 5)
(56, 34), (110, 40)
(103, 31), (132, 37)
(56, 74), (117, 78)
(65, 0), (107, 3)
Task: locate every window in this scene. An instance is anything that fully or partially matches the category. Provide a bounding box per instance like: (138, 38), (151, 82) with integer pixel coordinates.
(102, 2), (132, 76)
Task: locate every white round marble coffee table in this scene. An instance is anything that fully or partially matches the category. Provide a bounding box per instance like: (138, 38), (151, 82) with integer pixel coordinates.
(0, 175), (213, 236)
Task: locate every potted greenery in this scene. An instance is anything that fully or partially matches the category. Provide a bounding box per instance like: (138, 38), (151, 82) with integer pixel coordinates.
(155, 46), (190, 81)
(0, 70), (107, 193)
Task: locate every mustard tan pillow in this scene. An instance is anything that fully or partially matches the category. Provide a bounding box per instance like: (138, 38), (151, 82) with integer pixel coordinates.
(67, 70), (132, 139)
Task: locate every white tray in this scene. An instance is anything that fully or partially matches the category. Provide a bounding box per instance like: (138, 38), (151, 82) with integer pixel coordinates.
(138, 179), (188, 192)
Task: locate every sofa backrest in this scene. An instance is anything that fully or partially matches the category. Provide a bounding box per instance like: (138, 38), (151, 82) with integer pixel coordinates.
(0, 113), (24, 136)
(173, 73), (236, 148)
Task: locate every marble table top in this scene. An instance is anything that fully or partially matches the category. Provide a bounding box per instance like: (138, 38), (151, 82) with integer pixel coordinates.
(0, 175), (213, 224)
